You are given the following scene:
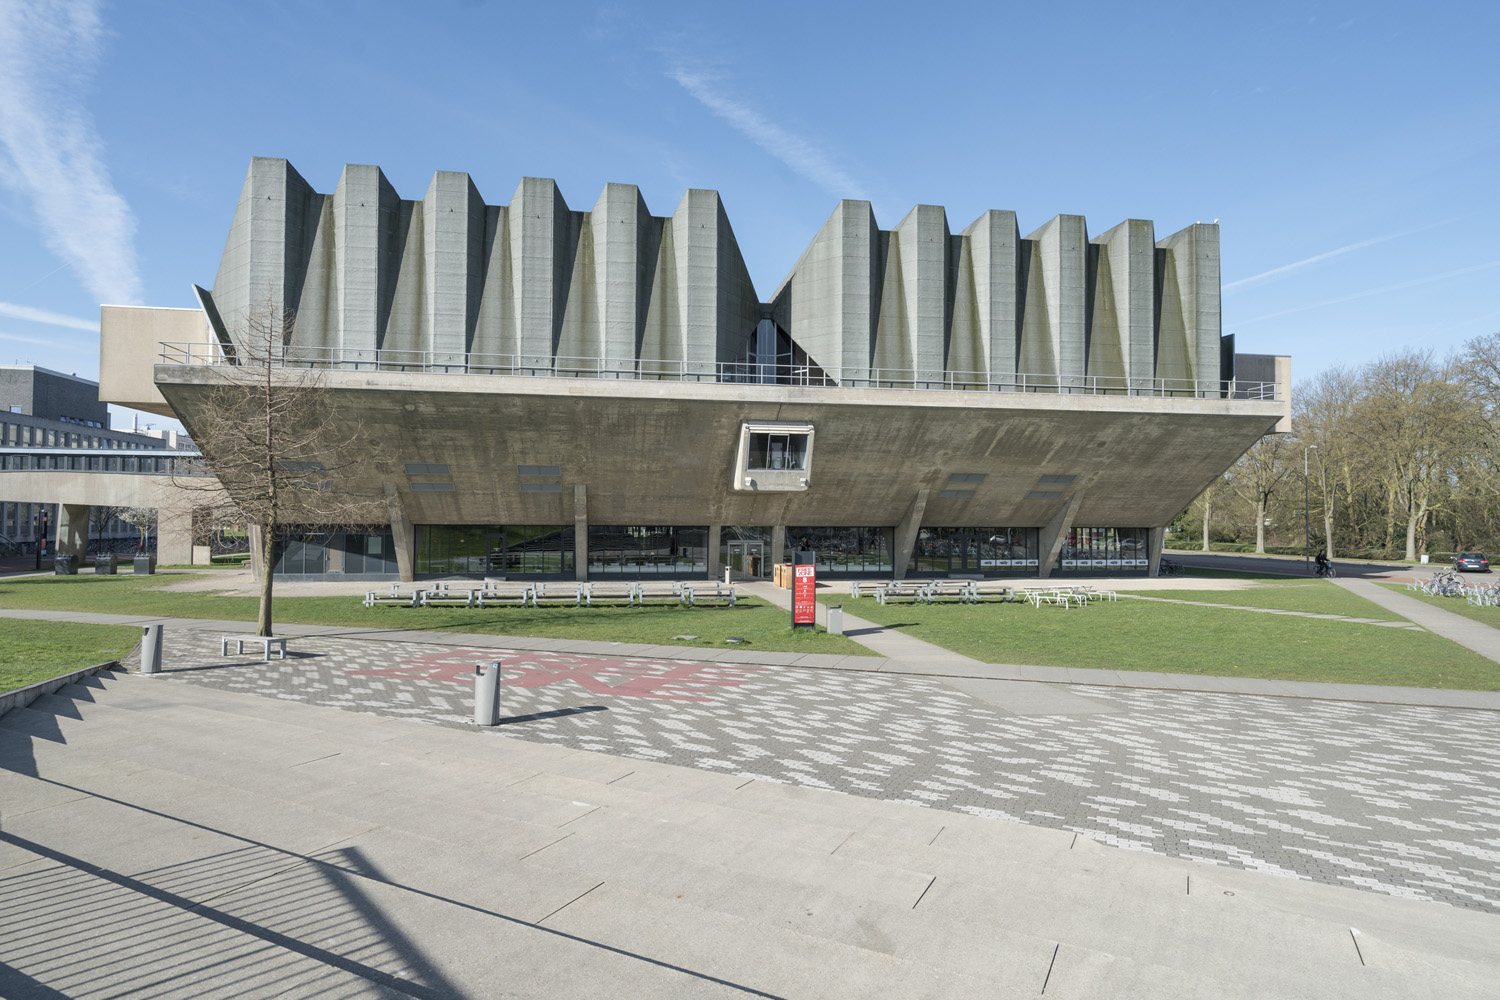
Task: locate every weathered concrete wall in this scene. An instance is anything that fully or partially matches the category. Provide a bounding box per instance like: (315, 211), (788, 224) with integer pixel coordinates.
(156, 366), (1284, 540)
(98, 307), (211, 416)
(206, 160), (761, 373)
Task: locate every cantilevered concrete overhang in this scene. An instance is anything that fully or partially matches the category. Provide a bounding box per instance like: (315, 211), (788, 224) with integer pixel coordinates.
(153, 365), (1285, 533)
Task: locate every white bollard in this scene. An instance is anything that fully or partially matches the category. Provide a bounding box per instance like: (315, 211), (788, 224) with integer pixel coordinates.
(474, 660), (501, 726)
(140, 624), (163, 674)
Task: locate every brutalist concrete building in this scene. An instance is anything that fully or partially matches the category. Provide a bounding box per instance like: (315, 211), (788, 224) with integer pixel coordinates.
(100, 158), (1289, 582)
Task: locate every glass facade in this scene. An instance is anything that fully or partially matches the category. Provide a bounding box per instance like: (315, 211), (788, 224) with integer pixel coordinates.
(785, 526), (894, 574)
(910, 527), (1041, 576)
(588, 526), (707, 576)
(414, 525), (574, 576)
(273, 529), (398, 577)
(1057, 527), (1150, 573)
(722, 525), (771, 579)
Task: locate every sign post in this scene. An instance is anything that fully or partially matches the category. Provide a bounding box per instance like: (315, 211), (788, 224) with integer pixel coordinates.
(792, 563), (816, 630)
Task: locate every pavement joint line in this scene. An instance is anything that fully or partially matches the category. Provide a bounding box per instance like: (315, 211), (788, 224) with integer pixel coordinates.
(829, 832), (854, 856)
(516, 832), (575, 861)
(911, 876), (937, 910)
(1350, 929), (1366, 966)
(533, 880), (605, 926)
(1041, 942), (1060, 994)
(604, 770), (634, 785)
(6, 773), (795, 999)
(928, 825), (945, 846)
(557, 805), (602, 828)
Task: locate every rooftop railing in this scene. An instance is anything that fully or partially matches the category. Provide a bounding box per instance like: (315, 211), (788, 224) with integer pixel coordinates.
(157, 342), (1282, 401)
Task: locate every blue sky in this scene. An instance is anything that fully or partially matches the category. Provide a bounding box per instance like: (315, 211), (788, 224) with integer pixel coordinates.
(1, 0), (1496, 429)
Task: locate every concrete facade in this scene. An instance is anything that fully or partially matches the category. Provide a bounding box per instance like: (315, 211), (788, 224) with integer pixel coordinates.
(103, 159), (1290, 582)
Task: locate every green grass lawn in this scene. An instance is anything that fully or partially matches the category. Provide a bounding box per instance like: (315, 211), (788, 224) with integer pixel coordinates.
(0, 619), (141, 694)
(1377, 582), (1500, 629)
(0, 574), (871, 656)
(824, 579), (1499, 690)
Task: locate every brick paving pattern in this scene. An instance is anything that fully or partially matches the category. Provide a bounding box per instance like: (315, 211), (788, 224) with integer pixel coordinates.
(136, 631), (1500, 912)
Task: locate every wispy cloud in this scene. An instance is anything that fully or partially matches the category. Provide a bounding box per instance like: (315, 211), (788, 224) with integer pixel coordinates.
(1235, 260), (1500, 327)
(0, 330), (77, 347)
(0, 1), (142, 305)
(0, 300), (98, 332)
(1224, 221), (1451, 292)
(669, 64), (870, 201)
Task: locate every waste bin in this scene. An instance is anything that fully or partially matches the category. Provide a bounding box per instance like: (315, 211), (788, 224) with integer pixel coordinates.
(133, 554), (156, 575)
(95, 553), (118, 575)
(140, 624), (163, 674)
(827, 604), (844, 636)
(53, 555), (76, 576)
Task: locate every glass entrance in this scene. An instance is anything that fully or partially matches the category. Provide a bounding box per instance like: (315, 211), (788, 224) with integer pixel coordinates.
(726, 540), (765, 580)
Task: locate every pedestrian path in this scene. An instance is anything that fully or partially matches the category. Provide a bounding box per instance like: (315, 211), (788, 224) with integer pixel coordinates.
(1117, 593), (1423, 629)
(1, 600), (1498, 711)
(6, 671), (1495, 997)
(1333, 578), (1500, 665)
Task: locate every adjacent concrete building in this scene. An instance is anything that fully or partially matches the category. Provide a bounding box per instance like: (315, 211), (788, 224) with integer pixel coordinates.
(0, 365), (184, 557)
(101, 158), (1290, 582)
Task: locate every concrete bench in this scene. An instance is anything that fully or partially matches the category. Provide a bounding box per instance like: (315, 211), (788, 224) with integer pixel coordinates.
(583, 582), (636, 606)
(220, 636), (289, 660)
(683, 584), (736, 607)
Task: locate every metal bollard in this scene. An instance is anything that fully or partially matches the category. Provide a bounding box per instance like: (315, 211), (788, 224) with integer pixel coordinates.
(827, 604), (843, 636)
(140, 624), (163, 674)
(474, 660), (501, 726)
(724, 566), (732, 585)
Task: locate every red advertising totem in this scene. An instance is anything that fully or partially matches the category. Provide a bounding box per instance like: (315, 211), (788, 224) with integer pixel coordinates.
(792, 564), (817, 629)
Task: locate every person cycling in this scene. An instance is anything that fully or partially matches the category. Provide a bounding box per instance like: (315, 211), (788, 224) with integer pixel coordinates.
(1314, 550), (1331, 577)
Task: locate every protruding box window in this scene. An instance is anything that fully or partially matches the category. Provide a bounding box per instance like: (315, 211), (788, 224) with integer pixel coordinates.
(735, 421), (814, 492)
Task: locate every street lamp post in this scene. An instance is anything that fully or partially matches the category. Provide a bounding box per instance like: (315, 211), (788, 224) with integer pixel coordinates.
(1304, 445), (1318, 574)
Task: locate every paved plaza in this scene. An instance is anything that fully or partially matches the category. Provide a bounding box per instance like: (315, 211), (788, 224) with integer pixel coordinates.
(130, 628), (1500, 914)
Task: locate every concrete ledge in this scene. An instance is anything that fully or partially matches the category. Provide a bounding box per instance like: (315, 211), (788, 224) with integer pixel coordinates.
(0, 661), (122, 720)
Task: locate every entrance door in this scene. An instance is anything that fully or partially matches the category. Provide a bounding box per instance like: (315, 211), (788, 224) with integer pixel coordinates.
(485, 532), (506, 576)
(726, 540), (765, 580)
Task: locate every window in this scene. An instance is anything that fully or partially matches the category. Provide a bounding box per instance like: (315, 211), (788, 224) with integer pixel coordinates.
(735, 421), (815, 491)
(747, 433), (807, 471)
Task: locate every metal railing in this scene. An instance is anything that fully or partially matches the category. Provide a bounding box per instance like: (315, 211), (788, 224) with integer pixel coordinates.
(0, 448), (212, 477)
(157, 342), (1281, 401)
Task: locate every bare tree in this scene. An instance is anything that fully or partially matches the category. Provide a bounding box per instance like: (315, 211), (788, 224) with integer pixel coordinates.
(1356, 350), (1477, 560)
(173, 295), (387, 636)
(1187, 472), (1231, 551)
(118, 507), (157, 552)
(1233, 434), (1293, 554)
(88, 504), (126, 557)
(1294, 367), (1359, 557)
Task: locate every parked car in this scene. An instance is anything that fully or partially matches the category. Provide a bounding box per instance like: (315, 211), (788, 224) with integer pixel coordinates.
(1454, 552), (1490, 572)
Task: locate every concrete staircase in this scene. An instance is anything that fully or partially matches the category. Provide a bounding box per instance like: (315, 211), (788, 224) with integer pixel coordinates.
(1, 671), (1495, 998)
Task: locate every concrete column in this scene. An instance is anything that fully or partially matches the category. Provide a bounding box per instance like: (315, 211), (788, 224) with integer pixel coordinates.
(56, 504), (88, 560)
(1037, 493), (1085, 579)
(574, 484), (588, 582)
(157, 508), (194, 566)
(707, 524), (722, 581)
(1147, 525), (1166, 577)
(891, 489), (931, 580)
(770, 524), (786, 568)
(384, 486), (415, 582)
(325, 536), (344, 575)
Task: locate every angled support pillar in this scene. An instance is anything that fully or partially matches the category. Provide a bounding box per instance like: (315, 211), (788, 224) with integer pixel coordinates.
(574, 485), (588, 582)
(385, 484), (415, 583)
(770, 525), (786, 569)
(1037, 493), (1084, 579)
(707, 524), (722, 581)
(157, 508), (194, 567)
(1147, 526), (1166, 577)
(892, 489), (931, 580)
(57, 504), (89, 560)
